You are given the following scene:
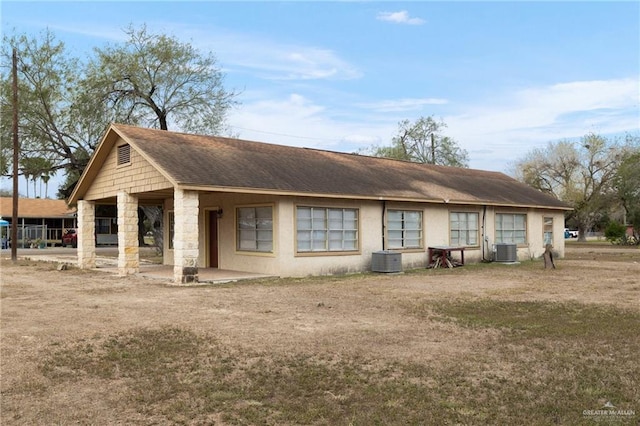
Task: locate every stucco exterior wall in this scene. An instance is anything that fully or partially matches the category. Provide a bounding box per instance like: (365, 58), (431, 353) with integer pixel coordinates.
(84, 137), (172, 201)
(162, 192), (565, 277)
(484, 206), (565, 261)
(427, 204), (486, 264)
(274, 197), (384, 276)
(525, 209), (566, 259)
(199, 193), (385, 276)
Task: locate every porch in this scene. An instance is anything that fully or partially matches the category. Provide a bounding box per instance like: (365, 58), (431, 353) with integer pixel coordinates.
(10, 246), (276, 285)
(100, 263), (275, 284)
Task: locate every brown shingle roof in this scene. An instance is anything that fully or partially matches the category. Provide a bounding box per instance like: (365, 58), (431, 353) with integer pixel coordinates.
(0, 197), (76, 219)
(78, 124), (570, 210)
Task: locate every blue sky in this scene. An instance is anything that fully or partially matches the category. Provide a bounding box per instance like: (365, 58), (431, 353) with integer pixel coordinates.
(1, 1), (639, 195)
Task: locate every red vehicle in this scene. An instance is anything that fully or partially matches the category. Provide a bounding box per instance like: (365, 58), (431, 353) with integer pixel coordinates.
(62, 229), (77, 248)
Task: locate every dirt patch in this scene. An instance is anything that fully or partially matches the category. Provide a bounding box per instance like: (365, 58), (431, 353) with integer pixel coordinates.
(1, 247), (639, 424)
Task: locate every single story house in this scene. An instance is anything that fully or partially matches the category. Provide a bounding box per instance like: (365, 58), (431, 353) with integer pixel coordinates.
(69, 123), (571, 283)
(0, 197), (76, 247)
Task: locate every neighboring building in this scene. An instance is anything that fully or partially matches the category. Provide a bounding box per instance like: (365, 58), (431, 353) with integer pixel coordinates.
(0, 197), (76, 247)
(69, 123), (572, 283)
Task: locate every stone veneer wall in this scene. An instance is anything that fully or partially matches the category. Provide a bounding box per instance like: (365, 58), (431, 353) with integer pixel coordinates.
(173, 188), (199, 284)
(117, 191), (139, 275)
(77, 200), (96, 269)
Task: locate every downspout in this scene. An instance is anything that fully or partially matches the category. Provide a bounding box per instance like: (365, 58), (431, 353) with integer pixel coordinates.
(382, 200), (387, 250)
(482, 205), (488, 262)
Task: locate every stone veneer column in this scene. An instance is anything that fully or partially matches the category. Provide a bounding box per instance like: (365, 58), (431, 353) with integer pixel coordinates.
(117, 191), (139, 275)
(77, 200), (96, 269)
(173, 188), (199, 284)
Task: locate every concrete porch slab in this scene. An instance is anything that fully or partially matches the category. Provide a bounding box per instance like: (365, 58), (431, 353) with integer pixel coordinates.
(81, 263), (276, 285)
(7, 247), (276, 285)
(136, 265), (276, 284)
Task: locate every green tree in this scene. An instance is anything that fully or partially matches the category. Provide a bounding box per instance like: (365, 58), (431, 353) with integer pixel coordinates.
(84, 24), (238, 134)
(614, 150), (640, 244)
(20, 156), (52, 198)
(359, 116), (469, 167)
(1, 30), (113, 197)
(604, 221), (627, 245)
(41, 172), (51, 198)
(513, 133), (634, 241)
(81, 24), (239, 248)
(2, 26), (239, 198)
(0, 118), (9, 177)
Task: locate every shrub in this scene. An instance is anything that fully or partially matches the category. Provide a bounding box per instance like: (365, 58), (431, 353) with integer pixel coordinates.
(604, 221), (628, 245)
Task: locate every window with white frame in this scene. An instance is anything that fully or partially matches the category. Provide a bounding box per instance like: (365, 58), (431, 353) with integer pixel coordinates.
(296, 206), (358, 252)
(495, 213), (527, 244)
(387, 210), (423, 249)
(543, 217), (553, 246)
(450, 212), (479, 246)
(237, 206), (273, 252)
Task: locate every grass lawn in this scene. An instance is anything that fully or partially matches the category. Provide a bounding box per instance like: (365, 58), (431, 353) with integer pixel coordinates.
(2, 247), (639, 425)
(38, 302), (639, 425)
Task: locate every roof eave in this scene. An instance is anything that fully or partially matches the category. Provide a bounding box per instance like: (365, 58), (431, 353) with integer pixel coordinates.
(68, 124), (120, 205)
(178, 184), (573, 210)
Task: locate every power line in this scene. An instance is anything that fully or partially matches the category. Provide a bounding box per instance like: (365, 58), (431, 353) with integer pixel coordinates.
(229, 124), (351, 144)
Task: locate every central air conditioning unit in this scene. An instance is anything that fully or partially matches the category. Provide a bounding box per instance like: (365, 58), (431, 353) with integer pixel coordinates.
(372, 251), (402, 273)
(494, 243), (517, 262)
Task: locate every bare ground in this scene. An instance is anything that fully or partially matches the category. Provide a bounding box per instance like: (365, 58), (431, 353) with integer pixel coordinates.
(1, 245), (639, 424)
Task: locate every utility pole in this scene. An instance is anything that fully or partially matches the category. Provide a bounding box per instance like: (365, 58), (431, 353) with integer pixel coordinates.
(430, 133), (436, 165)
(11, 47), (19, 262)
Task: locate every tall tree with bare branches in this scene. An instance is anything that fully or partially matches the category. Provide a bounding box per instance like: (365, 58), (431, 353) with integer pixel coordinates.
(1, 26), (239, 198)
(359, 116), (469, 167)
(513, 133), (637, 241)
(1, 30), (110, 196)
(84, 24), (238, 134)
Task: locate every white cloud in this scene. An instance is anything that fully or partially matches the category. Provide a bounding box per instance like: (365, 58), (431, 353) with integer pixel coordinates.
(376, 10), (425, 25)
(228, 78), (639, 173)
(37, 20), (363, 82)
(16, 20), (129, 42)
(449, 78), (638, 136)
(228, 93), (392, 151)
(185, 28), (362, 81)
(517, 79), (638, 114)
(444, 78), (640, 171)
(358, 98), (448, 112)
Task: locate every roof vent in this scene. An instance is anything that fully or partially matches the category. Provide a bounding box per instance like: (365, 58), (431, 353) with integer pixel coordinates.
(117, 144), (131, 165)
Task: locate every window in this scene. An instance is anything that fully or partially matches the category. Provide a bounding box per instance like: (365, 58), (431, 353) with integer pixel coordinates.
(117, 144), (131, 166)
(297, 207), (358, 252)
(387, 210), (423, 249)
(95, 218), (116, 235)
(237, 206), (273, 252)
(168, 211), (175, 249)
(495, 213), (527, 244)
(450, 212), (479, 246)
(543, 217), (553, 246)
